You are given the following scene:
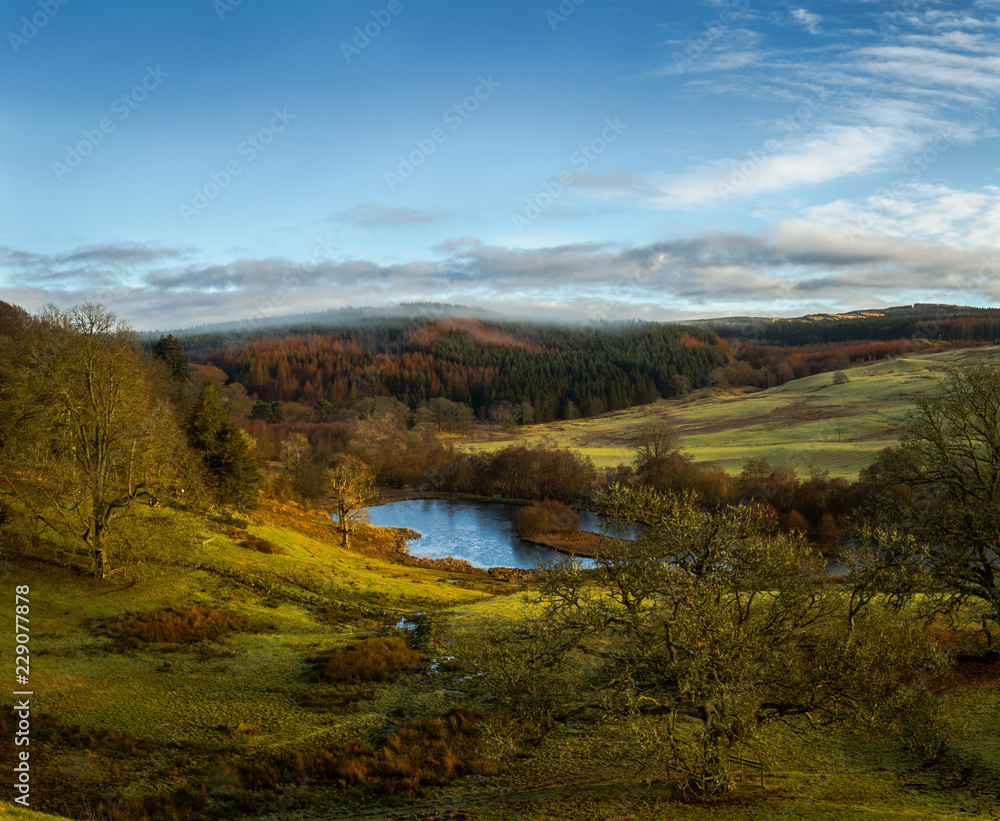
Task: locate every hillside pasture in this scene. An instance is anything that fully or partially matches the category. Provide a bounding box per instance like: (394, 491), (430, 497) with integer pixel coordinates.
(459, 347), (1000, 478)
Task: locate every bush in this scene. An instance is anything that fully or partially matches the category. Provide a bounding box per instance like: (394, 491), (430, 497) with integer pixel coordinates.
(303, 708), (490, 795)
(107, 605), (251, 645)
(308, 637), (426, 683)
(241, 534), (287, 555)
(516, 499), (581, 537)
(833, 371), (850, 385)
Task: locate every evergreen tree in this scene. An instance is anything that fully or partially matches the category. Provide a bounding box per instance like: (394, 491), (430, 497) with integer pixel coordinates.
(187, 382), (260, 508)
(152, 334), (190, 383)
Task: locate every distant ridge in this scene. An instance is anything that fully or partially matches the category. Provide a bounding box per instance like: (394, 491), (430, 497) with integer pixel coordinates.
(141, 301), (1000, 345)
(690, 303), (992, 327)
(143, 302), (501, 340)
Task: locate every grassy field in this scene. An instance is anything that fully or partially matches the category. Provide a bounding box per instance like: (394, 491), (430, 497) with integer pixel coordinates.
(458, 346), (1000, 479)
(2, 495), (999, 819)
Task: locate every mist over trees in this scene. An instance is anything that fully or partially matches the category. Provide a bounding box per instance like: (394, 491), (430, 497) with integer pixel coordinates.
(186, 318), (729, 421)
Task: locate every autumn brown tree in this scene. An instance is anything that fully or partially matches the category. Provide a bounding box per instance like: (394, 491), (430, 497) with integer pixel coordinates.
(0, 305), (190, 577)
(326, 454), (377, 547)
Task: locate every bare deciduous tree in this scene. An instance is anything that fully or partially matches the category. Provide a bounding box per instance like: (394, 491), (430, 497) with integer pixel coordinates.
(470, 485), (944, 795)
(1, 304), (187, 577)
(326, 454), (377, 547)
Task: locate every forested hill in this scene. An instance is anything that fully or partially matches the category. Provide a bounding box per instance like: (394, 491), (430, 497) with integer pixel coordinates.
(186, 316), (729, 422)
(699, 304), (1000, 345)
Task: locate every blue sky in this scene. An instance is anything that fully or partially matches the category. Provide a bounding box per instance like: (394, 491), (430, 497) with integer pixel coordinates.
(3, 0), (1000, 329)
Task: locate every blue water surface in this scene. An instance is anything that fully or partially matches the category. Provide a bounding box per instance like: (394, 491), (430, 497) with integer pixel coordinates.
(366, 499), (599, 570)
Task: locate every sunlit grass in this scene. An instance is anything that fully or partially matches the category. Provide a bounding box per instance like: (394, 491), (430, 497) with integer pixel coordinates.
(459, 347), (1000, 478)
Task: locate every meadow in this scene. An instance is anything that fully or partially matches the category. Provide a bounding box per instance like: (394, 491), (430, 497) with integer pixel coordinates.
(458, 346), (1000, 479)
(1, 493), (998, 819)
(3, 347), (1000, 820)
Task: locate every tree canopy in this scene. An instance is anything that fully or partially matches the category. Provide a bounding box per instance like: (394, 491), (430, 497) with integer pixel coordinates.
(187, 381), (260, 508)
(875, 363), (1000, 638)
(469, 485), (944, 795)
(0, 305), (190, 576)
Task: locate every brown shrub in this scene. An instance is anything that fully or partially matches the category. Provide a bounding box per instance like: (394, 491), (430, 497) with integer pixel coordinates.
(308, 637), (426, 683)
(241, 534), (287, 555)
(311, 708), (491, 795)
(779, 509), (809, 534)
(0, 706), (144, 753)
(108, 605), (251, 646)
(516, 499), (581, 537)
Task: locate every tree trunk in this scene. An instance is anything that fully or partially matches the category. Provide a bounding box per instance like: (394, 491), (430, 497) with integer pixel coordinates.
(338, 506), (350, 548)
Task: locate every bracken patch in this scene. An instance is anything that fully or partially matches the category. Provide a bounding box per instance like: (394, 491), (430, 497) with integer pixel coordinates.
(103, 605), (251, 647)
(307, 637), (426, 683)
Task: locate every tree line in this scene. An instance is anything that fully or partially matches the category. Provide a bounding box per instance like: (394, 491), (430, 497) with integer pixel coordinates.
(0, 304), (260, 577)
(179, 310), (1000, 420)
(186, 318), (729, 421)
(716, 306), (1000, 346)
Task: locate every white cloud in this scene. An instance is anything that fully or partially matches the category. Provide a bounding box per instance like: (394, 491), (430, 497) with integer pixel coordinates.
(800, 183), (1000, 250)
(6, 221), (1000, 329)
(792, 8), (821, 35)
(577, 123), (914, 207)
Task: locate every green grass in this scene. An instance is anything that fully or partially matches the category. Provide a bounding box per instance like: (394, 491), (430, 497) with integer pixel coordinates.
(4, 492), (1000, 819)
(459, 346), (1000, 478)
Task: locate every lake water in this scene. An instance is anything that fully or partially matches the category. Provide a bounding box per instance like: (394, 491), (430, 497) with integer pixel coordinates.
(366, 499), (599, 570)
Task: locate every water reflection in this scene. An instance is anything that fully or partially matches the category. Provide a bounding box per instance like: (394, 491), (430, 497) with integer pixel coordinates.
(366, 499), (597, 570)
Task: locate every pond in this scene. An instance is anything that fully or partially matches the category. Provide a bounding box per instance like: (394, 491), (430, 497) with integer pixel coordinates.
(366, 499), (600, 570)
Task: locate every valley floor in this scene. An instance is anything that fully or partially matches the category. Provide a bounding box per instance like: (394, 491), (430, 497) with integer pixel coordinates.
(1, 497), (998, 820)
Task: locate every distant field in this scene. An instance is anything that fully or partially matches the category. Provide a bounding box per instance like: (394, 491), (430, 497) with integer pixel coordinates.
(459, 346), (1000, 479)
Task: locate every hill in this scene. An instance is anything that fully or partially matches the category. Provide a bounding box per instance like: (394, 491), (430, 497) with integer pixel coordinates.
(458, 346), (1000, 479)
(183, 317), (729, 421)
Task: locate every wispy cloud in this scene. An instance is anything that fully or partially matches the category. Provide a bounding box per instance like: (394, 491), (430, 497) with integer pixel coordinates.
(336, 203), (447, 227)
(577, 123), (915, 207)
(589, 4), (1000, 210)
(791, 8), (821, 35)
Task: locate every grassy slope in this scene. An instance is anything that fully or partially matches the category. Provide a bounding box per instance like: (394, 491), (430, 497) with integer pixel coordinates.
(2, 501), (502, 819)
(3, 496), (998, 819)
(459, 346), (1000, 479)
